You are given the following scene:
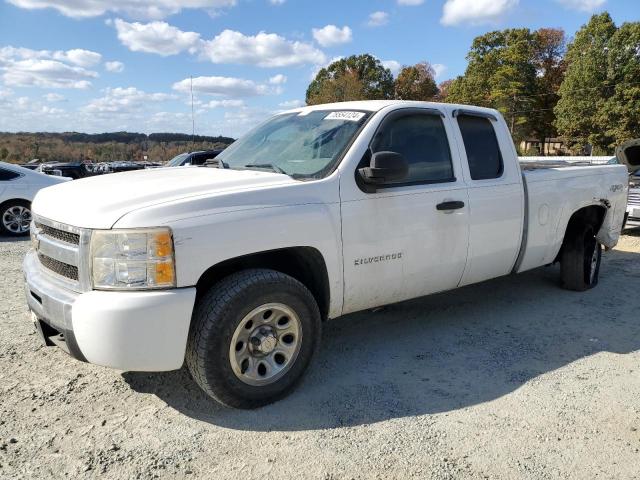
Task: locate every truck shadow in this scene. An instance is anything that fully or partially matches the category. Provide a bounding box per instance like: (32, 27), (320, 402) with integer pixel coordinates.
(122, 249), (640, 431)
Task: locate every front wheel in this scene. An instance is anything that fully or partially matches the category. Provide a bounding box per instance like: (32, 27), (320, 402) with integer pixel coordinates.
(560, 225), (602, 291)
(186, 269), (321, 409)
(0, 200), (32, 236)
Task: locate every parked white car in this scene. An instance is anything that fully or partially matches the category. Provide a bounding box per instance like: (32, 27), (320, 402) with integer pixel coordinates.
(0, 162), (69, 236)
(23, 101), (628, 408)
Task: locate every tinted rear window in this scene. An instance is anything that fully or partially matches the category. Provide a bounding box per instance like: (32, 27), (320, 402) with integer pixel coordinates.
(457, 115), (503, 180)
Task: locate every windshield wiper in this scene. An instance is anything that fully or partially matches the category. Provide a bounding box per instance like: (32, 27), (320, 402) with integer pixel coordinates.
(243, 163), (288, 175)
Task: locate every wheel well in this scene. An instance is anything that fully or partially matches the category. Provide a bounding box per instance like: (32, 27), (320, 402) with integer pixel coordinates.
(0, 198), (31, 211)
(195, 247), (331, 320)
(557, 205), (607, 260)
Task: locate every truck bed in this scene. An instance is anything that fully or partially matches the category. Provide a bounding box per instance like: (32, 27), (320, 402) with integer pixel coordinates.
(515, 162), (628, 274)
(518, 156), (616, 170)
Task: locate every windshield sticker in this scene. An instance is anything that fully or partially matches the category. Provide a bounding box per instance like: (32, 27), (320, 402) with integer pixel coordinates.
(324, 111), (366, 122)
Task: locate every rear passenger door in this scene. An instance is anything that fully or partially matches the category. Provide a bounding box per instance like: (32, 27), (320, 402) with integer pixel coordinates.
(451, 111), (524, 286)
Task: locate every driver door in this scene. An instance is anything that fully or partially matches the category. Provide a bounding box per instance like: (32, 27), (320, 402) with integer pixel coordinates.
(340, 108), (470, 314)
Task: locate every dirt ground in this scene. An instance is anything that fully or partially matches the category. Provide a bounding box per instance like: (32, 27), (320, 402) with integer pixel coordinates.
(1, 231), (639, 479)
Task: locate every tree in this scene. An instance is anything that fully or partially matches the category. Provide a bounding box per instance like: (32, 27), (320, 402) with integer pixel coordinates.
(306, 54), (394, 105)
(444, 29), (538, 143)
(394, 62), (438, 101)
(530, 28), (566, 155)
(599, 21), (640, 147)
(434, 79), (453, 102)
(554, 13), (617, 153)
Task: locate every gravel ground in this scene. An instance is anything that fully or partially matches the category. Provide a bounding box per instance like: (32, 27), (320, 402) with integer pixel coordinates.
(1, 231), (640, 479)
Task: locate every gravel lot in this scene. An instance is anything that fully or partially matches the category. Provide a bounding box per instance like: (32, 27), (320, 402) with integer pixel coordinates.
(1, 231), (640, 479)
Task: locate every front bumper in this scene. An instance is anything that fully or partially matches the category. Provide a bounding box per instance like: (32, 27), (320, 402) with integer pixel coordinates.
(24, 250), (197, 371)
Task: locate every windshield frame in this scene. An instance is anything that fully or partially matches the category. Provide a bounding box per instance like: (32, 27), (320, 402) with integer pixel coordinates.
(216, 109), (374, 181)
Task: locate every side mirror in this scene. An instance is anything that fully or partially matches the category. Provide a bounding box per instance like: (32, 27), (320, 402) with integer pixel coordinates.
(358, 151), (408, 191)
(616, 138), (640, 174)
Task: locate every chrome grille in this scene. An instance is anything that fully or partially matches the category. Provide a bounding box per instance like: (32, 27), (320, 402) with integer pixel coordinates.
(32, 216), (91, 292)
(38, 253), (79, 281)
(629, 189), (640, 206)
(35, 222), (80, 245)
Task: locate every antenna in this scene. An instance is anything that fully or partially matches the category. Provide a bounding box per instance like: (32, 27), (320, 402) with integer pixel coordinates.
(190, 75), (195, 148)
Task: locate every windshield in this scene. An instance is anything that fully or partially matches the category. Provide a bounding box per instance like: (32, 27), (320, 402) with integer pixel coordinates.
(216, 110), (370, 179)
(166, 153), (190, 167)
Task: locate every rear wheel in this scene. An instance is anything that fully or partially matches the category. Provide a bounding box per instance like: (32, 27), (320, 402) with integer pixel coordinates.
(0, 200), (32, 236)
(186, 269), (321, 409)
(560, 224), (602, 291)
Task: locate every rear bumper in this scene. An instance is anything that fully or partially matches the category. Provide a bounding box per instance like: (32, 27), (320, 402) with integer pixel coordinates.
(23, 250), (197, 371)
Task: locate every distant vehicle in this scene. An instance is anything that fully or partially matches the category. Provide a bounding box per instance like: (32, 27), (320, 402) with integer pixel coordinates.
(166, 150), (223, 167)
(0, 162), (69, 236)
(617, 139), (640, 228)
(37, 161), (93, 180)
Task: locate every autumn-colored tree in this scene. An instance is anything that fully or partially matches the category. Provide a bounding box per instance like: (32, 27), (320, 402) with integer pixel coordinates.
(306, 54), (394, 105)
(434, 79), (453, 102)
(394, 62), (438, 101)
(530, 28), (566, 155)
(554, 13), (617, 153)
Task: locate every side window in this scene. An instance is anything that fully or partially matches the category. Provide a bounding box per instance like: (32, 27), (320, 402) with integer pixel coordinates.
(371, 113), (454, 185)
(0, 167), (21, 181)
(457, 115), (503, 180)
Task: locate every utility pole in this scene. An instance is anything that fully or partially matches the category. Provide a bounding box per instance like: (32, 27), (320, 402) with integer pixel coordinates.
(190, 75), (195, 151)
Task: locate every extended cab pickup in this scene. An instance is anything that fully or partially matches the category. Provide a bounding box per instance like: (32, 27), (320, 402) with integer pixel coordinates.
(23, 101), (629, 408)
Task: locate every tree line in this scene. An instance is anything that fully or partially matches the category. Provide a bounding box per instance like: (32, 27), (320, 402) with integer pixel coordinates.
(0, 132), (234, 164)
(306, 12), (640, 155)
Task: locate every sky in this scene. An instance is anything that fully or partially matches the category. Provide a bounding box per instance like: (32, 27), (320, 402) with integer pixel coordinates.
(0, 0), (637, 138)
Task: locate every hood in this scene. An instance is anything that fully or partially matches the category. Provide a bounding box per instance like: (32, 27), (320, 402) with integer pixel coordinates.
(615, 138), (640, 174)
(32, 166), (296, 229)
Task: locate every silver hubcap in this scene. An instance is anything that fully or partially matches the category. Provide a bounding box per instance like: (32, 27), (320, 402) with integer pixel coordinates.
(2, 205), (31, 233)
(229, 303), (302, 386)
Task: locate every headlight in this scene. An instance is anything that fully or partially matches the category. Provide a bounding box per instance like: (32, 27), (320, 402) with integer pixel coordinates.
(90, 227), (176, 290)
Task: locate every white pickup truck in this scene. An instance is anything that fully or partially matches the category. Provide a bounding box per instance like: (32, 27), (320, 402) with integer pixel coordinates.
(23, 101), (629, 408)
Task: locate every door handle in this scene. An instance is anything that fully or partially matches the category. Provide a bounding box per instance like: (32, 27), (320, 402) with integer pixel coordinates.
(436, 200), (465, 211)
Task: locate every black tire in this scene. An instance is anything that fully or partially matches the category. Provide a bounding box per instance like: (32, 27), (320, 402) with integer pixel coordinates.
(560, 224), (602, 291)
(0, 200), (32, 237)
(186, 269), (321, 409)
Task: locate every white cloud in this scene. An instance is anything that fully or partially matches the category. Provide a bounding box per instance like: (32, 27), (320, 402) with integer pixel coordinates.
(202, 29), (326, 67)
(555, 0), (605, 11)
(104, 60), (125, 73)
(5, 0), (237, 20)
(367, 11), (389, 27)
(203, 99), (245, 109)
(397, 0), (424, 5)
(278, 99), (304, 108)
(432, 63), (447, 79)
(312, 25), (352, 47)
(53, 49), (102, 67)
(268, 74), (287, 85)
(84, 87), (173, 114)
(0, 47), (99, 89)
(113, 19), (201, 56)
(382, 60), (402, 76)
(269, 0), (285, 4)
(43, 92), (65, 101)
(173, 76), (272, 98)
(441, 0), (518, 26)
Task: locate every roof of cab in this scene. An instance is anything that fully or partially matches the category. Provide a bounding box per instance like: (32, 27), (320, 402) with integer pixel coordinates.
(283, 100), (501, 117)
